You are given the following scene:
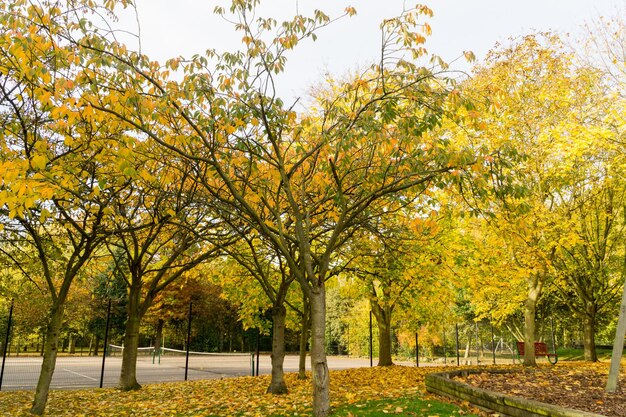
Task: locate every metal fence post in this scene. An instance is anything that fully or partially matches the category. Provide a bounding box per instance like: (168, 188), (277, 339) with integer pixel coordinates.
(443, 328), (447, 365)
(0, 300), (14, 391)
(455, 323), (460, 366)
(184, 302), (192, 381)
(550, 317), (557, 354)
(491, 323), (496, 365)
(415, 331), (419, 367)
(475, 321), (480, 365)
(99, 299), (111, 388)
(369, 311), (373, 367)
(255, 328), (260, 376)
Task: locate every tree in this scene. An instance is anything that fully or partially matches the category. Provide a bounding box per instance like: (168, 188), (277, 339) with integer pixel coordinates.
(0, 245), (50, 354)
(0, 1), (133, 412)
(86, 253), (129, 355)
(70, 2), (477, 415)
(462, 34), (609, 365)
(578, 11), (626, 390)
(104, 160), (229, 391)
(552, 179), (626, 361)
(143, 268), (245, 352)
(346, 206), (449, 366)
(217, 236), (299, 394)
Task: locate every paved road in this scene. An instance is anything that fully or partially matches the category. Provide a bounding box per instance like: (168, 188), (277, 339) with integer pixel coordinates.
(0, 354), (418, 391)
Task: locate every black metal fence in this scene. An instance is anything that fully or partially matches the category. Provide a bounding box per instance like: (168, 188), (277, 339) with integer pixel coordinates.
(334, 317), (561, 368)
(0, 298), (565, 392)
(0, 300), (258, 391)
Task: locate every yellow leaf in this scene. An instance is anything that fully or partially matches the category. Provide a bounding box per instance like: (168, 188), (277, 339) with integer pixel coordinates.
(32, 154), (47, 170)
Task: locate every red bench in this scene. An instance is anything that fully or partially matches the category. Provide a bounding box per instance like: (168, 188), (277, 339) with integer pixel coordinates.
(516, 341), (558, 364)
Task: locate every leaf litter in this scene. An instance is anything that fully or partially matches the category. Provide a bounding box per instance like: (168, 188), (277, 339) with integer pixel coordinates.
(454, 361), (626, 417)
(2, 362), (619, 416)
(0, 366), (470, 416)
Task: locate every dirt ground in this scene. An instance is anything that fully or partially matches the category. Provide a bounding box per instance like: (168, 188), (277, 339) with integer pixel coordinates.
(453, 363), (626, 417)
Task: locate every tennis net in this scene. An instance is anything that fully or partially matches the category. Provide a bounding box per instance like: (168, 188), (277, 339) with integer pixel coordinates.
(159, 347), (254, 376)
(108, 344), (156, 358)
(107, 344), (254, 376)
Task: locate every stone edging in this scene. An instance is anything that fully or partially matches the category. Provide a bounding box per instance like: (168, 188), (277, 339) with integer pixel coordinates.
(425, 369), (606, 417)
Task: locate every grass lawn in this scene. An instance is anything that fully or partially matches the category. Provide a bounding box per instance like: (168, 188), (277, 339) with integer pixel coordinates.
(557, 346), (616, 361)
(331, 396), (478, 417)
(0, 366), (481, 416)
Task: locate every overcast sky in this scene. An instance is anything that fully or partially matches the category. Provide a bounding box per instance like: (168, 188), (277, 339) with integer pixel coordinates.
(120, 0), (624, 100)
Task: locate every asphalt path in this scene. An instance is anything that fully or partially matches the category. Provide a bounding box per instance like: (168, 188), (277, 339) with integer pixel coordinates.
(0, 354), (417, 391)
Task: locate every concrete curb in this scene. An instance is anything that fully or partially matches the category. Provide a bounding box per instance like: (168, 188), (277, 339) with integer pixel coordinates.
(425, 369), (606, 417)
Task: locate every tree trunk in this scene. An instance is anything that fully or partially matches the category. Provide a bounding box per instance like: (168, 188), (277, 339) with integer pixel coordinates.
(298, 295), (310, 380)
(154, 319), (164, 354)
(371, 303), (393, 366)
(119, 284), (143, 391)
(267, 306), (288, 394)
(377, 319), (393, 366)
(69, 333), (76, 354)
(93, 334), (100, 357)
(606, 275), (626, 392)
(310, 287), (330, 417)
(524, 274), (543, 366)
(30, 302), (65, 415)
(583, 302), (598, 362)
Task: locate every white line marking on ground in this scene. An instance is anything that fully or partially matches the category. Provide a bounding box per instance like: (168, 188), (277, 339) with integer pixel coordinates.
(62, 369), (97, 381)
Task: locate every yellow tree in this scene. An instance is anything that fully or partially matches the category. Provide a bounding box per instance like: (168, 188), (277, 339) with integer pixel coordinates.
(214, 240), (306, 393)
(460, 216), (527, 334)
(344, 204), (453, 366)
(577, 11), (626, 390)
(71, 2), (478, 416)
(0, 0), (133, 413)
(88, 128), (237, 391)
(0, 0), (231, 394)
(463, 34), (610, 365)
(106, 162), (230, 391)
(552, 174), (626, 362)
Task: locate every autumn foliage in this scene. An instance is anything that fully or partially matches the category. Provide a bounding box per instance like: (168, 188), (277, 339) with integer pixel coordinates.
(2, 0), (626, 416)
(0, 366), (454, 416)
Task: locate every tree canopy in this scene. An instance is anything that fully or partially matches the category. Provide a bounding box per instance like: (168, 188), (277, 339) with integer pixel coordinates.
(2, 1), (626, 415)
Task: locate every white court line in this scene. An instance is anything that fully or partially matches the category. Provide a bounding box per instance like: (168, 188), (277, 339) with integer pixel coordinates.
(62, 369), (97, 381)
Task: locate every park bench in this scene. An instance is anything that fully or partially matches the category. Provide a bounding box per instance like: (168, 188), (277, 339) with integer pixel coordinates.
(516, 341), (558, 364)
